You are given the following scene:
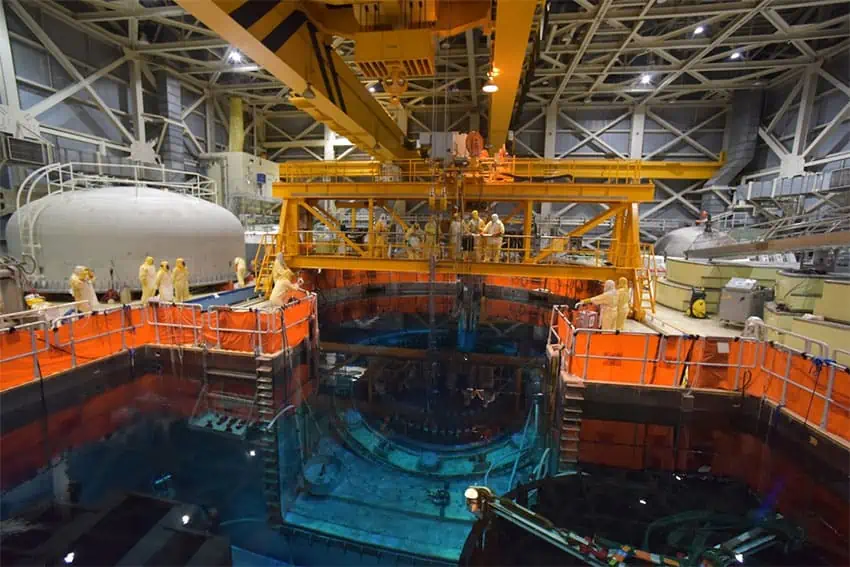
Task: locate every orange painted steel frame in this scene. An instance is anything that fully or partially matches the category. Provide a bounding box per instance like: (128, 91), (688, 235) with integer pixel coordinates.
(0, 294), (316, 393)
(550, 308), (850, 444)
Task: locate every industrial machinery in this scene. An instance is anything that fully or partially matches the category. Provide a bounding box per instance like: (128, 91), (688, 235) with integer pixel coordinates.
(7, 162), (244, 293)
(718, 278), (773, 325)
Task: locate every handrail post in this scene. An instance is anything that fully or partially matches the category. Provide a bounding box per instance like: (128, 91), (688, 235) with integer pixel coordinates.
(191, 305), (199, 345)
(639, 334), (650, 385)
(30, 326), (41, 382)
(821, 363), (836, 429)
(152, 305), (160, 344)
(781, 348), (792, 404)
(583, 331), (591, 381)
(215, 309), (221, 349)
(69, 317), (77, 368)
(120, 307), (127, 350)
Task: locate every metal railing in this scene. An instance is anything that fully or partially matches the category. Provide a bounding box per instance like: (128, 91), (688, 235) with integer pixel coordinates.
(0, 320), (49, 382)
(549, 308), (849, 441)
(146, 301), (204, 346)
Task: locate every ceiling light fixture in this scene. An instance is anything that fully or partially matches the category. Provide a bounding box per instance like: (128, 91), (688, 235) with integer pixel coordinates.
(228, 50), (243, 63)
(730, 51), (742, 60)
(302, 82), (316, 99)
(368, 86), (376, 93)
(482, 78), (498, 93)
(693, 25), (705, 35)
(640, 74), (652, 85)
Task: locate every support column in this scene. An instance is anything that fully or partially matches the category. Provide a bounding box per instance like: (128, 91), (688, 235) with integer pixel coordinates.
(205, 94), (216, 152)
(781, 62), (821, 176)
(228, 96), (244, 152)
(0, 2), (20, 113)
(541, 104), (558, 218)
(323, 125), (336, 161)
(155, 70), (185, 171)
(128, 57), (156, 162)
(629, 104), (646, 159)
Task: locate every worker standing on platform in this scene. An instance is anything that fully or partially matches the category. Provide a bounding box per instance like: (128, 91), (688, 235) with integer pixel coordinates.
(173, 258), (190, 302)
(424, 216), (438, 258)
(449, 212), (463, 260)
(615, 277), (630, 331)
(374, 214), (389, 258)
(406, 222), (422, 259)
(483, 213), (505, 262)
(155, 261), (174, 302)
(139, 256), (156, 303)
(233, 257), (247, 288)
(468, 210), (486, 261)
(83, 267), (100, 310)
(576, 279), (617, 330)
(270, 267), (302, 307)
(69, 266), (91, 312)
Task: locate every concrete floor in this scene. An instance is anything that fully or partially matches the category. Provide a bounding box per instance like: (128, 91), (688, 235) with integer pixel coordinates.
(623, 304), (743, 338)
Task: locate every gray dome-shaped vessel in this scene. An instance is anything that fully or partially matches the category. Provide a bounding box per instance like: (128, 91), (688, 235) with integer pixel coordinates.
(655, 225), (737, 258)
(7, 186), (244, 293)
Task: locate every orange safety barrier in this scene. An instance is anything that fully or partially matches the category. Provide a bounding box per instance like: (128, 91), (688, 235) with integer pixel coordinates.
(0, 295), (318, 393)
(550, 308), (850, 443)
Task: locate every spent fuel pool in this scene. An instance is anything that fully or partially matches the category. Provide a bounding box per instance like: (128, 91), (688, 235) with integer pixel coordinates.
(1, 310), (832, 566)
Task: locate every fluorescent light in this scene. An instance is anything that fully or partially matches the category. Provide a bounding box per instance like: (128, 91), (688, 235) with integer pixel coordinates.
(181, 514), (190, 525)
(640, 74), (652, 85)
(639, 498), (647, 505)
(482, 79), (499, 93)
(675, 474), (682, 480)
(730, 51), (742, 60)
(368, 86), (376, 93)
(248, 449), (256, 457)
(228, 50), (243, 63)
(64, 552), (75, 564)
(735, 553), (744, 563)
(694, 25), (705, 35)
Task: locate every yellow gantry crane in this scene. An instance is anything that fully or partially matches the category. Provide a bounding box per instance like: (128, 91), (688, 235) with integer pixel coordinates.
(255, 157), (722, 320)
(179, 0), (724, 320)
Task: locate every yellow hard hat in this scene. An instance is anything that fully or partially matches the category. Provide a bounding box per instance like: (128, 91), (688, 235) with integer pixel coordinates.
(472, 210), (479, 217)
(160, 260), (169, 269)
(145, 256), (154, 265)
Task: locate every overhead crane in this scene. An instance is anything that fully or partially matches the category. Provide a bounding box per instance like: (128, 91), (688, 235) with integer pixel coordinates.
(253, 157), (711, 320)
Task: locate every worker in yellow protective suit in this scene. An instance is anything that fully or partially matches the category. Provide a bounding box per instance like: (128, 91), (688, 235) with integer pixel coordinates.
(234, 257), (247, 288)
(424, 216), (438, 258)
(270, 266), (302, 307)
(405, 223), (422, 259)
(374, 214), (389, 258)
(577, 279), (618, 330)
(272, 252), (292, 283)
(138, 256), (156, 303)
(615, 277), (630, 331)
(468, 210), (486, 261)
(69, 266), (91, 312)
(155, 261), (174, 302)
(448, 212), (463, 260)
(483, 213), (505, 262)
(173, 258), (190, 302)
(83, 267), (100, 310)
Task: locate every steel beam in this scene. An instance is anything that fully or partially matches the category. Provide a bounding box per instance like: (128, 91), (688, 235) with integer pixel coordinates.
(321, 342), (536, 368)
(175, 0), (415, 162)
(289, 255), (635, 281)
(686, 231), (850, 259)
(0, 2), (20, 111)
(793, 62), (820, 155)
(8, 0), (136, 143)
(274, 181), (656, 203)
(488, 0), (539, 150)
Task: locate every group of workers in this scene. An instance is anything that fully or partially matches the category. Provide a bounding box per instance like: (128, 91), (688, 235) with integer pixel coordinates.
(576, 277), (631, 331)
(368, 210), (505, 262)
(137, 256), (191, 304)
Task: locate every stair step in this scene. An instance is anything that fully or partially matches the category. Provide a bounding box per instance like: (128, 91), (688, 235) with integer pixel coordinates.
(560, 432), (580, 441)
(564, 393), (584, 402)
(256, 365), (274, 374)
(564, 381), (585, 389)
(257, 383), (273, 390)
(258, 399), (274, 406)
(258, 391), (273, 398)
(563, 407), (583, 414)
(559, 455), (578, 464)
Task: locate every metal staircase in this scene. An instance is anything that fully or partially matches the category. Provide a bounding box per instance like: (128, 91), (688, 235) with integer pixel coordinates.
(558, 376), (584, 471)
(254, 355), (283, 524)
(637, 243), (657, 316)
(253, 233), (277, 298)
